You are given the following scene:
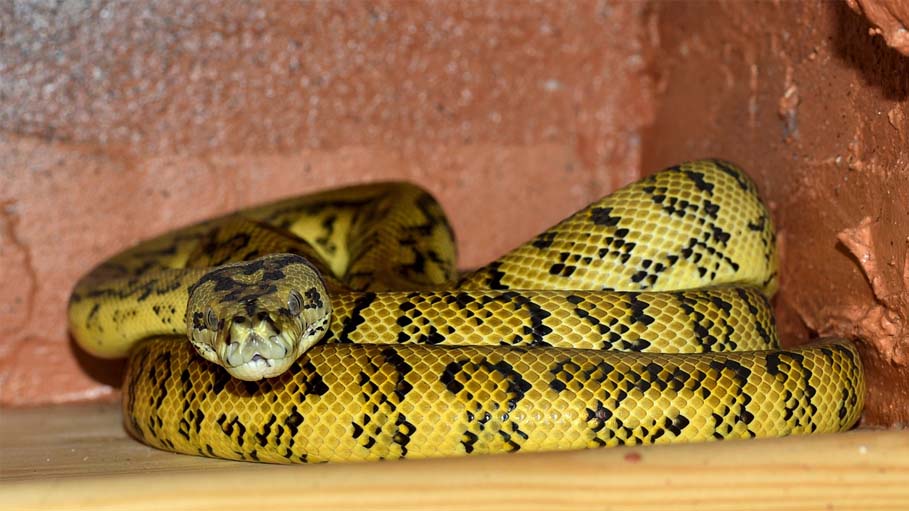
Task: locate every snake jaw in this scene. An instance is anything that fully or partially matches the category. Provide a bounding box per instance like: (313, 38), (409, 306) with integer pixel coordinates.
(220, 318), (300, 381)
(222, 331), (298, 381)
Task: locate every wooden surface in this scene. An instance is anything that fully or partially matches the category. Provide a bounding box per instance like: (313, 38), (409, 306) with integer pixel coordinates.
(1, 403), (907, 511)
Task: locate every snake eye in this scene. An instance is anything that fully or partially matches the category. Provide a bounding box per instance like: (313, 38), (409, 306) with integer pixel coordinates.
(288, 290), (303, 316)
(205, 307), (219, 331)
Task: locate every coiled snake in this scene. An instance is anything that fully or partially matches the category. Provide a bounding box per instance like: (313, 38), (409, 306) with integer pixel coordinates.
(68, 160), (864, 463)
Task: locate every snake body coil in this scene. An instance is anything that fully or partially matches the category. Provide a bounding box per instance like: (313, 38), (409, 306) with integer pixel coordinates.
(68, 160), (864, 463)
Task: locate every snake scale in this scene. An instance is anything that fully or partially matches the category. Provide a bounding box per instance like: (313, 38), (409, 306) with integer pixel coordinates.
(68, 160), (864, 463)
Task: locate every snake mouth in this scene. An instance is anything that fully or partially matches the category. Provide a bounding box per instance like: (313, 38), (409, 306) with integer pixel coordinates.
(214, 315), (302, 381)
(224, 351), (294, 381)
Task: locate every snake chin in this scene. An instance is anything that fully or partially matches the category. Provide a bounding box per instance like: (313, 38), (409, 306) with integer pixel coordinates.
(225, 352), (294, 381)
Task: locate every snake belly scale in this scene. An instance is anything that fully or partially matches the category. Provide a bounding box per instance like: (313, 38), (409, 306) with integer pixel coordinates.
(68, 160), (864, 463)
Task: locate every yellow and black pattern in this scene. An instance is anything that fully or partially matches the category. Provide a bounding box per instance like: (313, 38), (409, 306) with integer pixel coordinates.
(459, 160), (778, 295)
(68, 159), (865, 463)
(124, 338), (862, 463)
(325, 287), (778, 353)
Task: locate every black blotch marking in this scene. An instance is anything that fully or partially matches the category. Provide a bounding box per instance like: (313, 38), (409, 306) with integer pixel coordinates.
(301, 360), (330, 396)
(285, 409), (304, 436)
(628, 294), (655, 325)
(484, 262), (508, 290)
(336, 292), (378, 342)
(665, 414), (691, 436)
(304, 286), (324, 309)
(532, 231), (557, 249)
(590, 207), (621, 227)
(681, 170), (714, 194)
(710, 160), (751, 191)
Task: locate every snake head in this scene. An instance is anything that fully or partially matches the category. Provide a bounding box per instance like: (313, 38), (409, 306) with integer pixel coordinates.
(186, 254), (331, 381)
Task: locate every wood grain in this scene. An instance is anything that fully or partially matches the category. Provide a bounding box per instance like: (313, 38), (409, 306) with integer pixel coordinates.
(1, 403), (907, 510)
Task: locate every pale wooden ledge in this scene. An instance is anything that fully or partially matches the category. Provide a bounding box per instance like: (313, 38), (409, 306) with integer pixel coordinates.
(1, 403), (906, 511)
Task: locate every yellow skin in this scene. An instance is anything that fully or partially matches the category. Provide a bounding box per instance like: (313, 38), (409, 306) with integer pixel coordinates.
(68, 160), (865, 463)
